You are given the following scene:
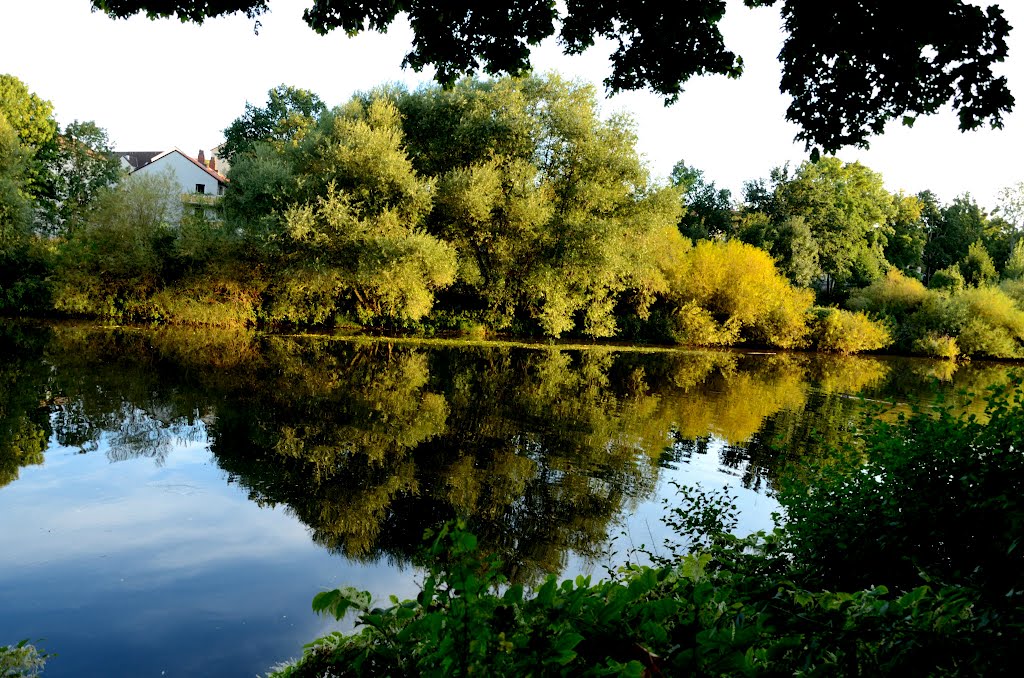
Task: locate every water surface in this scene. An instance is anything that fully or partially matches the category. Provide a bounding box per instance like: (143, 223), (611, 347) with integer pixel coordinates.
(0, 322), (1016, 676)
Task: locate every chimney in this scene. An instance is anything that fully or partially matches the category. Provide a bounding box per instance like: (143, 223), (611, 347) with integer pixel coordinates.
(198, 149), (206, 165)
(209, 156), (217, 172)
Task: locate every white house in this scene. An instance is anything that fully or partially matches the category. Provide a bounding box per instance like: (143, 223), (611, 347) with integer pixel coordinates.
(119, 148), (229, 221)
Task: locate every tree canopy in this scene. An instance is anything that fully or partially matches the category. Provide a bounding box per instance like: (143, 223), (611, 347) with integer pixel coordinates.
(90, 0), (1015, 152)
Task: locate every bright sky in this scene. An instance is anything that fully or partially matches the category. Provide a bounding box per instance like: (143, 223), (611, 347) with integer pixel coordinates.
(1, 0), (1021, 210)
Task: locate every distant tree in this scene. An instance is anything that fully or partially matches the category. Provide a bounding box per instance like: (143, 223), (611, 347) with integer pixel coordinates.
(1004, 239), (1024, 280)
(736, 212), (820, 288)
(996, 181), (1024, 229)
(670, 161), (734, 241)
(221, 84), (326, 162)
(772, 157), (895, 296)
(43, 120), (123, 234)
(91, 1), (1015, 153)
(883, 193), (926, 276)
(923, 194), (987, 281)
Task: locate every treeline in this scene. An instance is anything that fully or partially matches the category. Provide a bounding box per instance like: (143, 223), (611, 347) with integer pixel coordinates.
(3, 73), (1024, 357)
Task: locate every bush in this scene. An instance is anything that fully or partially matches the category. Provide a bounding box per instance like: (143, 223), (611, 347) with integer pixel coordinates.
(847, 268), (928, 319)
(1000, 277), (1024, 308)
(808, 307), (892, 354)
(663, 240), (812, 349)
(929, 264), (965, 292)
(954, 286), (1024, 358)
(150, 275), (261, 328)
(912, 333), (959, 360)
(780, 378), (1024, 603)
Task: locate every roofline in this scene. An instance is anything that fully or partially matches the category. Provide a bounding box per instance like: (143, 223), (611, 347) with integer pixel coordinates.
(133, 147), (228, 184)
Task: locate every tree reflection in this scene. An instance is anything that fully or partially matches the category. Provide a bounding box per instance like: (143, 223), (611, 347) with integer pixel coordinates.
(2, 322), (1018, 582)
(0, 324), (51, 488)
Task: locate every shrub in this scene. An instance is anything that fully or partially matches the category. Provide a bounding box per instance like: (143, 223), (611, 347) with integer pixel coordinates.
(663, 240), (812, 348)
(847, 268), (928, 319)
(780, 378), (1024, 601)
(912, 333), (959, 360)
(929, 264), (965, 292)
(150, 276), (261, 328)
(1000, 277), (1024, 308)
(953, 286), (1024, 358)
(808, 307), (892, 354)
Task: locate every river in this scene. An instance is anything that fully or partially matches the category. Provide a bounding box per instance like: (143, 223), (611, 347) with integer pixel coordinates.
(0, 321), (1017, 676)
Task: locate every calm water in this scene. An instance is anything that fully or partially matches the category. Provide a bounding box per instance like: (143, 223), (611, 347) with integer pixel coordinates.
(1, 322), (1017, 676)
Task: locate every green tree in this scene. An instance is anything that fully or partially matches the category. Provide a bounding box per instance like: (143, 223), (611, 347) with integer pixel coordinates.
(670, 160), (734, 241)
(737, 212), (821, 288)
(961, 240), (998, 287)
(0, 74), (59, 202)
(0, 112), (32, 247)
(44, 120), (124, 234)
(52, 171), (181, 318)
(92, 1), (1015, 153)
(772, 157), (895, 296)
(221, 84), (326, 162)
(923, 194), (988, 281)
(1003, 239), (1024, 280)
(267, 98), (456, 326)
(404, 76), (682, 337)
(883, 193), (926, 276)
(996, 180), (1024, 230)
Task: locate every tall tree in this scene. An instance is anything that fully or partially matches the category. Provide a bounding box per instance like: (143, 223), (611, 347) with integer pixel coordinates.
(883, 193), (927, 277)
(0, 74), (59, 202)
(0, 112), (33, 280)
(923, 194), (988, 281)
(44, 120), (123, 234)
(997, 181), (1024, 230)
(91, 1), (1015, 152)
(670, 161), (734, 241)
(221, 84), (326, 162)
(771, 157), (895, 295)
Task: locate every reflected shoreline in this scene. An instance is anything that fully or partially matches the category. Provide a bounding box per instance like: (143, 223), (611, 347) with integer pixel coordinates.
(2, 320), (1019, 581)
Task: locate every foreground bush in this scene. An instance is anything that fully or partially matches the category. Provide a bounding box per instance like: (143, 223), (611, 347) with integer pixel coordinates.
(273, 380), (1024, 676)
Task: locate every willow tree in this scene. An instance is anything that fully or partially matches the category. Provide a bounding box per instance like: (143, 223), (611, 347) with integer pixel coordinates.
(399, 76), (683, 337)
(268, 98), (456, 326)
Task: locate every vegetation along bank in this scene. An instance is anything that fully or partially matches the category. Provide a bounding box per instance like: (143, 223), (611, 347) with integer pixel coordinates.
(4, 73), (1024, 358)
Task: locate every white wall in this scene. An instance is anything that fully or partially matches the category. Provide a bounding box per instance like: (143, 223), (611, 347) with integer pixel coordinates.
(132, 150), (223, 196)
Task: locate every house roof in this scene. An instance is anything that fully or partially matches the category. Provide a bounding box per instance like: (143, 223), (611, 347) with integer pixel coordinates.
(120, 151), (162, 171)
(138, 148), (228, 184)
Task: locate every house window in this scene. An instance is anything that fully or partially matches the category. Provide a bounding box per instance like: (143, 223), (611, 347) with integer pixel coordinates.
(195, 183), (205, 194)
(218, 184), (225, 196)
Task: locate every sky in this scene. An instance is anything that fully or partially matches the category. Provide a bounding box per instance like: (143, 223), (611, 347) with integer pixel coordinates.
(1, 0), (1022, 211)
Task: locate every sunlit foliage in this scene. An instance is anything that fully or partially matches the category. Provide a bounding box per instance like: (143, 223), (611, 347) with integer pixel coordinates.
(808, 307), (892, 354)
(661, 240), (812, 348)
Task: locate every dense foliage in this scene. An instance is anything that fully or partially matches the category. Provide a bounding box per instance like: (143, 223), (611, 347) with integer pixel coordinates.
(5, 72), (1024, 360)
(273, 379), (1024, 676)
